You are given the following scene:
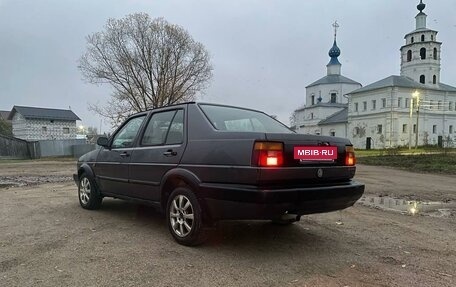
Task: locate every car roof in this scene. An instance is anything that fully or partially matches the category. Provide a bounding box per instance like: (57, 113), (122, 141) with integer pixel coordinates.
(130, 101), (268, 116)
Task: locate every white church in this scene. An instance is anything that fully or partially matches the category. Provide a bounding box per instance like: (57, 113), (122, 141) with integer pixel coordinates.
(294, 1), (456, 149)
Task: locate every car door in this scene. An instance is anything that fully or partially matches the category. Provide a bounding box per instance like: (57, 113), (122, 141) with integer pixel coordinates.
(94, 115), (146, 196)
(128, 108), (186, 201)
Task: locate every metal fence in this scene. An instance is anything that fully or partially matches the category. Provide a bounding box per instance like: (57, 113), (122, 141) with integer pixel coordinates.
(0, 135), (97, 159)
(38, 139), (86, 157)
(0, 135), (38, 159)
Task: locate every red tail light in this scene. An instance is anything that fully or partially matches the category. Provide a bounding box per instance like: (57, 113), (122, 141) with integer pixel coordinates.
(345, 146), (356, 166)
(253, 142), (284, 167)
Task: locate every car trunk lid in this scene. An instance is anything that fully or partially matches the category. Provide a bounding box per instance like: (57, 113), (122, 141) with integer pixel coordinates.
(265, 133), (350, 167)
(255, 133), (355, 185)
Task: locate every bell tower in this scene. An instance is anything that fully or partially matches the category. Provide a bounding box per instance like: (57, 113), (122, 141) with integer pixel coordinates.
(400, 1), (442, 86)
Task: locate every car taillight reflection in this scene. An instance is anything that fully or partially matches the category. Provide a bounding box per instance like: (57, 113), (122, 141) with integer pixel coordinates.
(345, 146), (356, 166)
(253, 142), (284, 167)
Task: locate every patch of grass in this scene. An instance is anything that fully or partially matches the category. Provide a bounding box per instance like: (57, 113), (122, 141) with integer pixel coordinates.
(355, 147), (456, 157)
(357, 153), (456, 174)
(354, 150), (385, 157)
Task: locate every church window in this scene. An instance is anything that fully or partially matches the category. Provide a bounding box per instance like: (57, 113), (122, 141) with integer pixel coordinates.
(354, 103), (358, 112)
(419, 75), (425, 84)
(429, 100), (434, 110)
(398, 97), (402, 108)
(330, 130), (336, 136)
(413, 124), (417, 133)
(432, 125), (437, 134)
(438, 100), (442, 110)
(382, 98), (386, 108)
(377, 125), (383, 134)
(402, 124), (408, 133)
(405, 98), (410, 108)
(315, 130), (321, 135)
(310, 113), (314, 119)
(330, 93), (337, 103)
(363, 101), (367, 111)
(433, 75), (437, 84)
(354, 127), (359, 135)
(420, 48), (426, 59)
(449, 102), (453, 111)
(411, 36), (414, 43)
(407, 50), (412, 62)
(433, 48), (437, 60)
(311, 95), (315, 105)
(431, 35), (434, 41)
(372, 100), (376, 110)
(421, 34), (425, 41)
(450, 125), (454, 134)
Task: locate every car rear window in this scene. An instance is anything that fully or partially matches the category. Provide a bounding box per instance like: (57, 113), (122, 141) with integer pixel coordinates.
(199, 104), (293, 133)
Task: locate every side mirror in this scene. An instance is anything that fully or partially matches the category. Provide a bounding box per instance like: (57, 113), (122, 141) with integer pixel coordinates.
(97, 136), (109, 148)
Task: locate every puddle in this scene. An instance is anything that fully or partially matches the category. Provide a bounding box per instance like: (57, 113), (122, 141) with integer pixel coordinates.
(358, 195), (456, 218)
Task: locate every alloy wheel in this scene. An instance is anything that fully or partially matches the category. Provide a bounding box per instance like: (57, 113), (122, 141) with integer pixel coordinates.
(169, 195), (194, 237)
(80, 177), (91, 205)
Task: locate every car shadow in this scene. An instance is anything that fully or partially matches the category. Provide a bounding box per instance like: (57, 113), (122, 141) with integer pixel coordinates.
(87, 199), (346, 257)
(203, 220), (329, 249)
(94, 198), (166, 224)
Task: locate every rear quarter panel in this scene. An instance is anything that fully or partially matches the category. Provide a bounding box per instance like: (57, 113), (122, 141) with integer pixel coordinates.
(179, 104), (263, 185)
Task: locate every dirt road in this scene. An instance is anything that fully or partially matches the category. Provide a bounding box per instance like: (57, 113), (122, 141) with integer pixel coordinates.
(0, 161), (455, 287)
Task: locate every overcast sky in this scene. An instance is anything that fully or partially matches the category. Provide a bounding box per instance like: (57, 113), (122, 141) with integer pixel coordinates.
(1, 0), (455, 132)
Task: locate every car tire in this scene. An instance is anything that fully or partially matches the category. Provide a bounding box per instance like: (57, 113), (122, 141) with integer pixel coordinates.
(166, 187), (205, 246)
(78, 173), (102, 210)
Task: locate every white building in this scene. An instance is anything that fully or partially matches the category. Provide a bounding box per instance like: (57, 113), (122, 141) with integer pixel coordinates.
(295, 1), (456, 149)
(348, 1), (456, 149)
(294, 22), (361, 138)
(8, 106), (81, 141)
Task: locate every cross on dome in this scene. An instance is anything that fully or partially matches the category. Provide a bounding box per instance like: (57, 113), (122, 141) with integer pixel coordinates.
(332, 20), (339, 40)
(328, 21), (341, 60)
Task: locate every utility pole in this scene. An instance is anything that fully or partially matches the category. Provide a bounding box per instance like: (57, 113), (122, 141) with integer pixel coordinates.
(409, 98), (413, 150)
(413, 91), (420, 149)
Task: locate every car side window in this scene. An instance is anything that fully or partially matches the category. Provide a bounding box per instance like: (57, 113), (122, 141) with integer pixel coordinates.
(111, 116), (146, 149)
(141, 110), (181, 146)
(165, 110), (184, 145)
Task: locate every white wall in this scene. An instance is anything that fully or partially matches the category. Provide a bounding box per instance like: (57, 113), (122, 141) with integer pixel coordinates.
(320, 123), (347, 138)
(348, 86), (456, 148)
(295, 105), (345, 134)
(12, 114), (78, 141)
(306, 82), (361, 106)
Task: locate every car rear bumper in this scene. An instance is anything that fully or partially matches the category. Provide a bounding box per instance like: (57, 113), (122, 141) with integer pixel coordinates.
(199, 181), (365, 220)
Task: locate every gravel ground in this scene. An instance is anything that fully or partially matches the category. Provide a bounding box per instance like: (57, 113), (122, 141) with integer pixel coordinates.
(0, 161), (455, 287)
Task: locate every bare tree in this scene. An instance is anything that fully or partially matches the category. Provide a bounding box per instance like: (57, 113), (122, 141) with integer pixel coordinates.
(79, 14), (213, 126)
(0, 119), (12, 137)
(289, 111), (297, 128)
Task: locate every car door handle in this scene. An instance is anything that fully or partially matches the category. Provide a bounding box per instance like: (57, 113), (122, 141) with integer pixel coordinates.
(119, 152), (130, 158)
(163, 150), (178, 157)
